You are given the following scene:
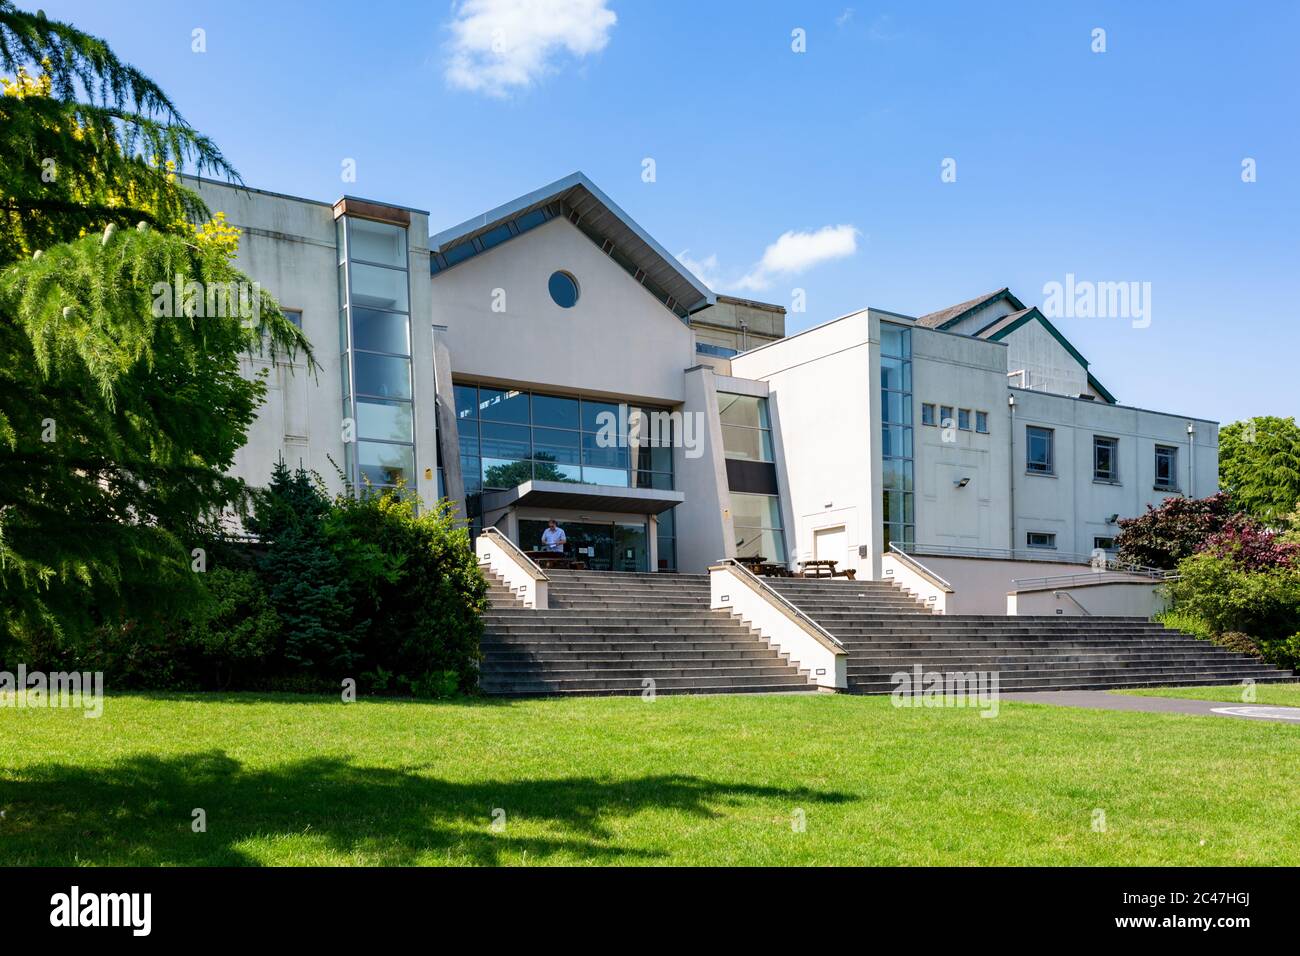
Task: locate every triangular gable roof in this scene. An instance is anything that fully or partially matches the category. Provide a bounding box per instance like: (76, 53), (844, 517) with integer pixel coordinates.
(975, 306), (1118, 404)
(430, 172), (714, 315)
(916, 287), (1026, 329)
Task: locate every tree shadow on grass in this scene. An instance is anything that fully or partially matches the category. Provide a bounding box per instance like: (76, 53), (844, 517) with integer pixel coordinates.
(0, 751), (854, 866)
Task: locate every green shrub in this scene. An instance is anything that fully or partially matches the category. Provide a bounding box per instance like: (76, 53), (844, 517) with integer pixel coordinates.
(1167, 552), (1300, 671)
(177, 568), (280, 689)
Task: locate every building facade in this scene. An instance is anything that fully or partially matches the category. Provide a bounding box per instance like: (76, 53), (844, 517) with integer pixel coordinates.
(196, 173), (1217, 586)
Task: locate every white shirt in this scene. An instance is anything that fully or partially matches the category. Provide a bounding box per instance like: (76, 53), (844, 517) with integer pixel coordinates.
(541, 527), (566, 552)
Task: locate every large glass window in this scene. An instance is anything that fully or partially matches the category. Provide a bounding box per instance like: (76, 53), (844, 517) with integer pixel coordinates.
(1026, 425), (1055, 475)
(880, 324), (914, 549)
(454, 384), (675, 491)
(718, 393), (775, 462)
(339, 216), (414, 492)
(732, 492), (786, 563)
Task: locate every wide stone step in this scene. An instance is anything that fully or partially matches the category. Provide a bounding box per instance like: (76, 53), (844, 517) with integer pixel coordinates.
(483, 662), (805, 679)
(848, 672), (1295, 694)
(482, 639), (791, 654)
(480, 674), (816, 696)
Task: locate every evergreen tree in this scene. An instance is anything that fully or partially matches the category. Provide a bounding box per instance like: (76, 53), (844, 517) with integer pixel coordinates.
(0, 3), (311, 649)
(1219, 416), (1300, 525)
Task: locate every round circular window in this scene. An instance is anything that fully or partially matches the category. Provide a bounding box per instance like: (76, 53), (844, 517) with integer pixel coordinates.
(548, 270), (579, 308)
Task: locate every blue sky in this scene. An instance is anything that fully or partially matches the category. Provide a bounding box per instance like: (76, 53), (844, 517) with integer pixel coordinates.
(36, 0), (1299, 424)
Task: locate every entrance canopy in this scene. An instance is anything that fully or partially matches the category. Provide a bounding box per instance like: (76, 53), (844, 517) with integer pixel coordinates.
(480, 480), (684, 516)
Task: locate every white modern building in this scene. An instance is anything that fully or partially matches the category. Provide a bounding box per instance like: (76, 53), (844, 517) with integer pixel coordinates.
(195, 172), (1217, 606)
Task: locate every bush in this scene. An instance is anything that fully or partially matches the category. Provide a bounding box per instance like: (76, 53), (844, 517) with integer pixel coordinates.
(1115, 492), (1234, 570)
(1167, 552), (1300, 671)
(177, 568), (280, 689)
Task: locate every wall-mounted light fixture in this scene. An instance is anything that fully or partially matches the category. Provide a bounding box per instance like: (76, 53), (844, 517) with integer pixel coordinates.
(1106, 513), (1119, 524)
(954, 477), (971, 488)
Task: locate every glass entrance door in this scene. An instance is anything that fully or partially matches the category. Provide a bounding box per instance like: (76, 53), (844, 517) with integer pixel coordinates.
(518, 519), (649, 572)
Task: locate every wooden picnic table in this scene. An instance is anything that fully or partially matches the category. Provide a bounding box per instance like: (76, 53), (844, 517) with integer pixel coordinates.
(798, 559), (856, 580)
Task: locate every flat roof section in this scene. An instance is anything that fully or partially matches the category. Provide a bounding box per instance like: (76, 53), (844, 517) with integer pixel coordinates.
(481, 480), (685, 516)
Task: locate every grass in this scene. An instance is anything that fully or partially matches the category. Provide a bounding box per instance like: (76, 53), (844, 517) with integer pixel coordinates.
(1112, 682), (1300, 707)
(2, 691), (1298, 866)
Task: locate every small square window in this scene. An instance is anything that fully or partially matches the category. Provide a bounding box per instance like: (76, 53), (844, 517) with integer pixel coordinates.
(282, 308), (303, 329)
(921, 403), (936, 426)
(975, 411), (989, 434)
(958, 409), (972, 431)
(939, 405), (955, 428)
(1093, 536), (1116, 551)
(1027, 532), (1057, 549)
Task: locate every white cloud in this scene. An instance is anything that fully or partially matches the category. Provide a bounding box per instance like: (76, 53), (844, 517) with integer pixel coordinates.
(836, 8), (854, 28)
(675, 249), (722, 289)
(444, 0), (617, 98)
(734, 225), (859, 292)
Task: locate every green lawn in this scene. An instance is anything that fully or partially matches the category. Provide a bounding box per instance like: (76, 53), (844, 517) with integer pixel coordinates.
(1112, 682), (1300, 707)
(2, 691), (1298, 866)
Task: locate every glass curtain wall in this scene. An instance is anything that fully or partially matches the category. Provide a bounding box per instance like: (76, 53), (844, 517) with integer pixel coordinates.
(880, 323), (914, 549)
(453, 384), (675, 493)
(338, 217), (415, 491)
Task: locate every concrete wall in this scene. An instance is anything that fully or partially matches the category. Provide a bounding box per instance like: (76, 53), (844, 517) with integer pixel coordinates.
(1009, 581), (1169, 618)
(912, 328), (1011, 552)
(435, 217), (693, 405)
(1011, 389), (1218, 559)
(1000, 319), (1088, 397)
(731, 311), (878, 579)
(191, 179), (346, 495)
(675, 367), (733, 572)
(192, 179), (437, 504)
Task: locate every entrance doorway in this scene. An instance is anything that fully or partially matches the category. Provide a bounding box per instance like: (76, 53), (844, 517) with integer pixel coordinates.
(518, 519), (650, 572)
(813, 525), (847, 566)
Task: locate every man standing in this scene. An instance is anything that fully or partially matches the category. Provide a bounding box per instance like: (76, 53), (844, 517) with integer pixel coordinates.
(541, 519), (567, 554)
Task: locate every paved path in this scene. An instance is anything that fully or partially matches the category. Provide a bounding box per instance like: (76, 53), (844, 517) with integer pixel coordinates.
(1001, 690), (1300, 723)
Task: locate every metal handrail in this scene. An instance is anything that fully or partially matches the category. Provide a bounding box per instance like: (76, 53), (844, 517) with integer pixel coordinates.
(886, 543), (955, 592)
(714, 558), (845, 651)
(1012, 569), (1180, 590)
(480, 526), (550, 581)
(895, 542), (1171, 577)
(1053, 590), (1092, 616)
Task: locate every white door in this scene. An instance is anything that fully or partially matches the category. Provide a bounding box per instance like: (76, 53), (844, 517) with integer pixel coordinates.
(813, 525), (847, 566)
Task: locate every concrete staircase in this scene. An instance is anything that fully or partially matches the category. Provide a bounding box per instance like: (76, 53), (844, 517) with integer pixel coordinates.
(768, 578), (1296, 694)
(479, 568), (818, 697)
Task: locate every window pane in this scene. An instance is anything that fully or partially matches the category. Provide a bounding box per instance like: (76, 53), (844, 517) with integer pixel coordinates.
(531, 460), (582, 483)
(348, 218), (406, 268)
(454, 384), (478, 420)
(721, 423), (774, 462)
(356, 399), (413, 443)
(531, 427), (581, 465)
(735, 529), (786, 563)
(880, 356), (911, 392)
(354, 353), (411, 399)
(349, 261), (409, 312)
(882, 425), (913, 459)
(636, 442), (674, 472)
(882, 458), (914, 491)
(357, 441), (413, 486)
(480, 421), (530, 460)
(457, 421), (479, 457)
(460, 454), (481, 494)
(581, 399), (622, 433)
(478, 388), (529, 424)
(636, 470), (674, 490)
(976, 411), (989, 434)
(482, 458), (533, 489)
(731, 492), (782, 530)
(717, 394), (770, 429)
(1027, 426), (1053, 472)
(351, 307), (410, 354)
(880, 324), (910, 358)
(882, 391), (912, 425)
(581, 465), (630, 487)
(582, 432), (629, 469)
(921, 404), (936, 426)
(958, 409), (971, 431)
(532, 393), (580, 429)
